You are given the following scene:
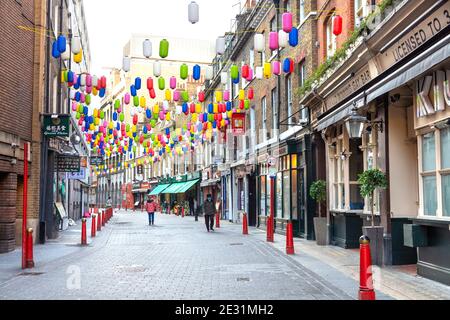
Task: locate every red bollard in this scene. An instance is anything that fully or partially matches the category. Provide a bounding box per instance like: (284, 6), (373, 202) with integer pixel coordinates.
(359, 235), (376, 300)
(267, 215), (274, 242)
(102, 211), (106, 226)
(243, 213), (248, 235)
(81, 218), (87, 246)
(25, 228), (35, 268)
(182, 207), (185, 218)
(286, 221), (294, 254)
(91, 215), (97, 237)
(97, 211), (102, 231)
(216, 212), (220, 228)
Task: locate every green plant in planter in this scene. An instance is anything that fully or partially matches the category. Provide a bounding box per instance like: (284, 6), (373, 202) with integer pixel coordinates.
(310, 180), (326, 217)
(358, 169), (388, 227)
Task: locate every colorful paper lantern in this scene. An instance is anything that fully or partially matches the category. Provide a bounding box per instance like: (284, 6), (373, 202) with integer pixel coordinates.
(205, 66), (213, 80)
(282, 12), (293, 33)
(283, 58), (294, 74)
(278, 30), (289, 48)
(230, 65), (239, 80)
(74, 50), (82, 63)
(180, 64), (188, 80)
(256, 67), (264, 79)
(241, 65), (249, 79)
(248, 87), (254, 100)
(153, 61), (162, 77)
(135, 77), (142, 90)
(216, 37), (225, 55)
(272, 61), (281, 75)
(71, 36), (81, 54)
(170, 77), (177, 90)
(198, 91), (205, 102)
(193, 65), (201, 81)
(158, 77), (165, 90)
(122, 56), (130, 72)
(263, 63), (271, 79)
(143, 39), (152, 58)
(254, 33), (264, 52)
(149, 88), (156, 99)
(57, 35), (67, 53)
(51, 41), (60, 58)
(188, 1), (199, 24)
(269, 32), (279, 51)
(289, 28), (299, 47)
(165, 89), (172, 101)
(159, 39), (169, 58)
(224, 90), (230, 101)
(221, 72), (228, 85)
(333, 15), (343, 36)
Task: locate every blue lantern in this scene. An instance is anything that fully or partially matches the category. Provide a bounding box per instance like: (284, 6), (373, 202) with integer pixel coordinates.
(182, 103), (188, 114)
(283, 58), (292, 73)
(83, 106), (89, 115)
(113, 112), (118, 121)
(57, 35), (67, 53)
(51, 41), (60, 58)
(146, 109), (152, 119)
(143, 126), (148, 134)
(135, 77), (142, 90)
(232, 72), (240, 84)
(67, 71), (74, 83)
(226, 101), (232, 111)
(289, 28), (298, 47)
(99, 88), (106, 98)
(116, 122), (121, 131)
(193, 65), (201, 80)
(208, 103), (214, 114)
(130, 85), (137, 96)
(75, 92), (81, 102)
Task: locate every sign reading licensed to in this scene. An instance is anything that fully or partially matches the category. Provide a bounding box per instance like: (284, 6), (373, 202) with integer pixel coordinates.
(56, 155), (81, 173)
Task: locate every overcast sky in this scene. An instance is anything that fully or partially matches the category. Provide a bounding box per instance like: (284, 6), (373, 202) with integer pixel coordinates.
(83, 0), (243, 75)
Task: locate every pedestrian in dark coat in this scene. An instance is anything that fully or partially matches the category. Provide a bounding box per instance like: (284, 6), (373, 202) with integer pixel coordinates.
(203, 194), (215, 232)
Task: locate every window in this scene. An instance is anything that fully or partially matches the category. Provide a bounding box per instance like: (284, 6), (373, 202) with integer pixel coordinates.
(298, 60), (306, 87)
(286, 75), (292, 125)
(260, 176), (267, 216)
(276, 172), (282, 217)
(355, 0), (369, 27)
(349, 138), (364, 210)
(298, 0), (305, 24)
(270, 17), (276, 32)
(271, 88), (278, 137)
(283, 171), (290, 218)
(284, 0), (291, 13)
(261, 96), (267, 142)
(326, 16), (337, 58)
(249, 49), (255, 72)
(250, 107), (256, 152)
(441, 127), (450, 216)
(420, 132), (437, 216)
(331, 137), (345, 210)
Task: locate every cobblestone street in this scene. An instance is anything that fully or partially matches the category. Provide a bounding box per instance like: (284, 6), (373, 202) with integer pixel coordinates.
(0, 210), (377, 300)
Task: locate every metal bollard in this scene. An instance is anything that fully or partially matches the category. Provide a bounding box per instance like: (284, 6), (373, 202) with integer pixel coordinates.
(26, 228), (35, 268)
(81, 218), (87, 246)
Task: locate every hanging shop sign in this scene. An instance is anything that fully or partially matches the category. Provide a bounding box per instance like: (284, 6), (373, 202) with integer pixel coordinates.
(43, 114), (70, 137)
(67, 167), (86, 180)
(56, 155), (81, 173)
(80, 156), (88, 168)
(231, 113), (246, 135)
(90, 156), (104, 166)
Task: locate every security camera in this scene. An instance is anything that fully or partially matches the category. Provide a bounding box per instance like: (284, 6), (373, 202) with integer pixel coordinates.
(298, 119), (308, 126)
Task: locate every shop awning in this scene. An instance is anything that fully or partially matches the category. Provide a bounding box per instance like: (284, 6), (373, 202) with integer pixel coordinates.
(149, 184), (171, 195)
(366, 33), (450, 104)
(161, 179), (199, 194)
(176, 179), (199, 193)
(161, 182), (185, 194)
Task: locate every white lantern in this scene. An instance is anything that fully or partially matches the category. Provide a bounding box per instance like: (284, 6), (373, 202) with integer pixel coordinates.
(153, 61), (162, 77)
(278, 30), (289, 48)
(130, 107), (136, 117)
(216, 37), (225, 55)
(61, 49), (70, 61)
(80, 74), (86, 86)
(123, 56), (131, 72)
(176, 105), (182, 115)
(205, 66), (214, 80)
(255, 67), (264, 79)
(71, 36), (81, 54)
(92, 76), (98, 88)
(70, 89), (76, 100)
(162, 100), (169, 110)
(220, 72), (228, 84)
(188, 1), (199, 24)
(254, 33), (264, 52)
(143, 39), (152, 58)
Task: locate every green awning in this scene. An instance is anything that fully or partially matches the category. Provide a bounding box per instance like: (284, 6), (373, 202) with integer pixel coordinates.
(177, 179), (199, 193)
(161, 182), (184, 194)
(161, 179), (200, 194)
(149, 184), (171, 195)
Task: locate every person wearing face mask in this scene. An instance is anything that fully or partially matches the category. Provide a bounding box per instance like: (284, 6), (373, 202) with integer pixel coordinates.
(203, 194), (215, 232)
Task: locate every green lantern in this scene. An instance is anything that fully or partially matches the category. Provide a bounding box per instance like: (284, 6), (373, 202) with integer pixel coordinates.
(180, 64), (188, 80)
(114, 99), (120, 110)
(182, 91), (189, 102)
(159, 39), (169, 58)
(86, 94), (91, 105)
(119, 113), (125, 122)
(158, 77), (165, 90)
(244, 99), (250, 110)
(133, 96), (139, 107)
(75, 112), (81, 120)
(230, 65), (238, 79)
(100, 110), (105, 119)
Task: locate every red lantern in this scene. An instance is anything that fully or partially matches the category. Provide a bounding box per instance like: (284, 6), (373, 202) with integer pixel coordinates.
(190, 103), (195, 114)
(100, 76), (107, 89)
(139, 135), (144, 144)
(147, 77), (154, 90)
(133, 114), (138, 125)
(241, 65), (249, 79)
(239, 100), (245, 110)
(333, 15), (342, 36)
(198, 91), (205, 102)
(248, 87), (254, 100)
(149, 88), (156, 99)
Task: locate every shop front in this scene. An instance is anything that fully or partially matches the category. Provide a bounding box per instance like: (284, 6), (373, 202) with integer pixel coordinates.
(159, 173), (201, 215)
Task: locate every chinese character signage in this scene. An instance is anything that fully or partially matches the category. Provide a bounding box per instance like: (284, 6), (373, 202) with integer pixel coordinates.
(231, 113), (246, 135)
(56, 155), (81, 173)
(43, 115), (70, 137)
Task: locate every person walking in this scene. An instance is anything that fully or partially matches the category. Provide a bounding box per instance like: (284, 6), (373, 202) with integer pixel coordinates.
(145, 197), (157, 226)
(203, 194), (215, 232)
(188, 197), (194, 216)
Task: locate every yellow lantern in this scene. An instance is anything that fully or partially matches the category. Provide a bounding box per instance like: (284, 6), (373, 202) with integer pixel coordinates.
(239, 89), (245, 100)
(195, 104), (202, 114)
(264, 62), (271, 79)
(191, 113), (198, 122)
(90, 123), (95, 131)
(140, 96), (146, 107)
(74, 49), (83, 64)
(213, 104), (218, 114)
(94, 118), (100, 126)
(165, 89), (171, 101)
(166, 112), (171, 121)
(92, 87), (98, 96)
(215, 91), (222, 102)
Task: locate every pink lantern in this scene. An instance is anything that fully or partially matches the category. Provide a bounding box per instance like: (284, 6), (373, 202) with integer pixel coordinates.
(86, 86), (92, 94)
(272, 61), (281, 75)
(282, 12), (293, 33)
(170, 76), (177, 90)
(124, 93), (131, 104)
(198, 91), (205, 102)
(159, 111), (165, 120)
(72, 102), (77, 111)
(86, 74), (92, 87)
(223, 90), (230, 101)
(173, 90), (180, 101)
(80, 93), (85, 103)
(269, 32), (279, 51)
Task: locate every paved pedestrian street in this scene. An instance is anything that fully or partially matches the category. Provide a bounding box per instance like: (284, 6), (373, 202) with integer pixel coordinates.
(0, 210), (378, 300)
